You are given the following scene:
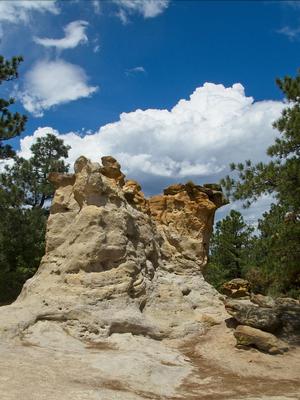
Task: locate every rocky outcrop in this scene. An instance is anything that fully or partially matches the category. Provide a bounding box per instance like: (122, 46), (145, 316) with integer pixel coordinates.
(0, 156), (226, 343)
(275, 299), (300, 339)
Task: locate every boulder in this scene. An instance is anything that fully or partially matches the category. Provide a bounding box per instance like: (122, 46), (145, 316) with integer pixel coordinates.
(225, 300), (281, 332)
(275, 297), (300, 307)
(249, 295), (300, 337)
(123, 179), (149, 214)
(221, 278), (250, 298)
(234, 325), (289, 355)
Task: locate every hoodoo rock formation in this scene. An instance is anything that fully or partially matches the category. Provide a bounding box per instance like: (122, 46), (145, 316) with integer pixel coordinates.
(0, 155), (226, 340)
(0, 156), (299, 400)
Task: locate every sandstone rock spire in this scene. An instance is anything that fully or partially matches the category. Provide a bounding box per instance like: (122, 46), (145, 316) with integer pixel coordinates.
(0, 155), (226, 341)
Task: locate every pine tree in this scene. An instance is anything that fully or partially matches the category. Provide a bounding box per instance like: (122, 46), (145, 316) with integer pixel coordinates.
(204, 210), (253, 289)
(221, 72), (300, 213)
(220, 70), (300, 297)
(0, 134), (71, 303)
(1, 133), (71, 208)
(0, 207), (47, 304)
(251, 204), (300, 297)
(0, 55), (27, 159)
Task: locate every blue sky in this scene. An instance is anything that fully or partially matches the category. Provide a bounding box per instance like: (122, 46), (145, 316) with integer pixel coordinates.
(1, 0), (299, 221)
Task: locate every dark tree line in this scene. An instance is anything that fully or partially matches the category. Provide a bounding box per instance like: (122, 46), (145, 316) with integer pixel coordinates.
(0, 56), (70, 303)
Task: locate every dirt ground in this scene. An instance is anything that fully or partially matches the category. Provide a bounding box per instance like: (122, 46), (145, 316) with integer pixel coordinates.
(174, 323), (300, 400)
(0, 321), (299, 400)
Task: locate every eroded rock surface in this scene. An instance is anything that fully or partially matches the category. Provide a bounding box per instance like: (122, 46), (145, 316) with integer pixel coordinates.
(149, 182), (226, 274)
(0, 155), (225, 343)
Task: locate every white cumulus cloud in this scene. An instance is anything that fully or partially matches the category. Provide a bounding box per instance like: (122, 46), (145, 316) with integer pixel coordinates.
(17, 83), (284, 200)
(33, 20), (89, 50)
(0, 0), (59, 23)
(18, 59), (98, 117)
(114, 0), (169, 23)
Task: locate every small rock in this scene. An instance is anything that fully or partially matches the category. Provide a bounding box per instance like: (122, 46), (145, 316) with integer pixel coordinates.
(181, 286), (191, 296)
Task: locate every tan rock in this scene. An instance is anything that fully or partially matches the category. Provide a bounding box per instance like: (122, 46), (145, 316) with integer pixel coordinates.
(123, 179), (150, 213)
(99, 155), (125, 187)
(0, 156), (226, 343)
(234, 325), (289, 354)
(149, 181), (226, 273)
(222, 278), (250, 298)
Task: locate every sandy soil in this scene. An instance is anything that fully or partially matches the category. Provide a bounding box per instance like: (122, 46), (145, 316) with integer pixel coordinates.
(174, 323), (300, 400)
(0, 322), (299, 400)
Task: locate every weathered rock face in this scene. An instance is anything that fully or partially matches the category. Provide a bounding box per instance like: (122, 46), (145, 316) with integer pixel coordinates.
(149, 182), (226, 274)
